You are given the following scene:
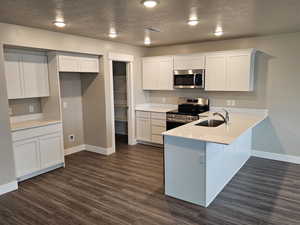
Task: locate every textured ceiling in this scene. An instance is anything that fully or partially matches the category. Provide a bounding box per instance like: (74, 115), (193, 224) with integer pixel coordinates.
(0, 0), (300, 46)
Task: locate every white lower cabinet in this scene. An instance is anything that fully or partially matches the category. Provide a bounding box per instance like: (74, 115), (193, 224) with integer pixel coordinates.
(13, 138), (40, 178)
(136, 111), (166, 145)
(136, 117), (151, 142)
(39, 133), (64, 169)
(12, 123), (64, 181)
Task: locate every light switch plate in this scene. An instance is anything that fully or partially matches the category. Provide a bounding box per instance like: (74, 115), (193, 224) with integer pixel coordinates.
(8, 107), (13, 116)
(29, 104), (34, 113)
(63, 102), (68, 109)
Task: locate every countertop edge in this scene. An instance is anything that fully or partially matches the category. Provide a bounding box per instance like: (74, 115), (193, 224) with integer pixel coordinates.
(11, 120), (62, 132)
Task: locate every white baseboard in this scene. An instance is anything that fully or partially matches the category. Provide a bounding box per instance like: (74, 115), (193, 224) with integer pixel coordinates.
(0, 181), (18, 196)
(64, 145), (86, 156)
(252, 150), (300, 164)
(85, 144), (115, 155)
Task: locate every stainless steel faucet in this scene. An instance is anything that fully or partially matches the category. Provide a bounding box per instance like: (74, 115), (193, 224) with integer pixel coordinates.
(213, 109), (230, 125)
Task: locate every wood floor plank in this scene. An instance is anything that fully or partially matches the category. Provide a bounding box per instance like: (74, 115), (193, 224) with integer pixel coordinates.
(0, 137), (300, 225)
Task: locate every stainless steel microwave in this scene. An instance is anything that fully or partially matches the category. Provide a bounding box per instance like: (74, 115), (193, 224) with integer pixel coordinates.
(173, 69), (205, 89)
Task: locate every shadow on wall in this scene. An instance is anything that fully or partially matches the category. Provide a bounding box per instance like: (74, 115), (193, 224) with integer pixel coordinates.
(252, 117), (283, 154)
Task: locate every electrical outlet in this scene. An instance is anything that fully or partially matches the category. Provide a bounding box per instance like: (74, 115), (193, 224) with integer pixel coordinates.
(231, 100), (236, 106)
(162, 97), (166, 103)
(8, 107), (13, 116)
(226, 100), (232, 106)
(29, 104), (34, 113)
(68, 134), (75, 142)
(63, 102), (68, 109)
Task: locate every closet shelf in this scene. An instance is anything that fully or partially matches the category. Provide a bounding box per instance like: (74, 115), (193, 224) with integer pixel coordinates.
(114, 103), (128, 108)
(115, 117), (128, 122)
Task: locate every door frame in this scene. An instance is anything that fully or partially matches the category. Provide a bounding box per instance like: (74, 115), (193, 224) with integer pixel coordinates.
(108, 53), (136, 152)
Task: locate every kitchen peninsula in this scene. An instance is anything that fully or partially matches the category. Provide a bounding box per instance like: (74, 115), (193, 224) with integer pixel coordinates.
(163, 111), (267, 207)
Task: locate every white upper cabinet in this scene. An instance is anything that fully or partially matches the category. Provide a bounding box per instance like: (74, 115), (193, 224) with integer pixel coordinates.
(4, 50), (50, 99)
(22, 54), (50, 98)
(79, 56), (99, 73)
(58, 53), (99, 73)
(174, 54), (205, 70)
(142, 56), (174, 90)
(4, 52), (23, 99)
(205, 49), (256, 91)
(205, 54), (227, 91)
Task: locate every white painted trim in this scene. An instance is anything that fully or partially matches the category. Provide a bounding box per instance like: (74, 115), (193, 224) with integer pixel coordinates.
(0, 181), (18, 196)
(252, 150), (300, 164)
(108, 52), (134, 62)
(108, 52), (136, 148)
(10, 113), (43, 123)
(64, 145), (86, 156)
(17, 163), (64, 182)
(85, 144), (114, 155)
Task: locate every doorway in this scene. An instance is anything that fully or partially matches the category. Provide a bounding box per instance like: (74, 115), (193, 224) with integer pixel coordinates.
(113, 61), (128, 144)
(108, 53), (135, 153)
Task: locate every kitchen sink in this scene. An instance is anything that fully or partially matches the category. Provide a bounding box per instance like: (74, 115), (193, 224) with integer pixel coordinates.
(195, 120), (225, 127)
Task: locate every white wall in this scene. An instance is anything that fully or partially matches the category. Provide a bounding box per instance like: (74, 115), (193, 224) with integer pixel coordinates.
(146, 32), (300, 157)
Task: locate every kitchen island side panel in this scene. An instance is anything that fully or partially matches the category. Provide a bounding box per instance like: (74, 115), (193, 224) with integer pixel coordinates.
(164, 135), (207, 206)
(205, 129), (252, 206)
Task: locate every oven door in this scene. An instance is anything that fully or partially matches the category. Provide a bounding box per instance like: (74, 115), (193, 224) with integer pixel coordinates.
(167, 121), (187, 130)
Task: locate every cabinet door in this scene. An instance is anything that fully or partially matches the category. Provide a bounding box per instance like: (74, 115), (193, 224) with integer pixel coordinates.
(39, 133), (64, 169)
(136, 118), (151, 142)
(13, 138), (40, 178)
(226, 54), (252, 91)
(142, 59), (159, 90)
(22, 54), (50, 98)
(205, 55), (227, 91)
(58, 55), (80, 72)
(174, 54), (205, 70)
(79, 56), (99, 73)
(158, 57), (174, 90)
(4, 52), (23, 99)
(142, 57), (173, 90)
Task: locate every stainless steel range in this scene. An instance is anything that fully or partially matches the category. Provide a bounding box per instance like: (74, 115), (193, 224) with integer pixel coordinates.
(167, 98), (209, 130)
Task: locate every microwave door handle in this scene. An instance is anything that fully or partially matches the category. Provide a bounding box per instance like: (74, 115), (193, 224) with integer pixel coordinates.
(193, 74), (196, 86)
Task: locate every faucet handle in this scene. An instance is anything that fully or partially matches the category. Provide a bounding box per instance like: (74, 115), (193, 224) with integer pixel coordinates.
(222, 108), (230, 122)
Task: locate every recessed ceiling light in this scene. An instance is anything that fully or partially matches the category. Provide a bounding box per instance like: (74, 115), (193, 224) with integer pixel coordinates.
(108, 32), (117, 38)
(214, 27), (224, 36)
(142, 0), (158, 8)
(144, 37), (151, 45)
(53, 21), (66, 28)
(188, 19), (199, 26)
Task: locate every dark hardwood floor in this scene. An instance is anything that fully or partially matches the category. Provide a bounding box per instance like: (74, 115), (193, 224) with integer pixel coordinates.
(1, 137), (300, 225)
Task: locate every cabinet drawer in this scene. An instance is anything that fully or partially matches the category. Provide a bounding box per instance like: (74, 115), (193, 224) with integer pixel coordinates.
(136, 111), (150, 119)
(151, 119), (166, 127)
(152, 125), (166, 135)
(12, 123), (63, 142)
(152, 135), (163, 144)
(151, 112), (166, 120)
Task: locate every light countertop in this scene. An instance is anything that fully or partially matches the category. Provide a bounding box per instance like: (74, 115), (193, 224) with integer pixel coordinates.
(11, 120), (62, 132)
(163, 113), (267, 145)
(135, 104), (177, 113)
